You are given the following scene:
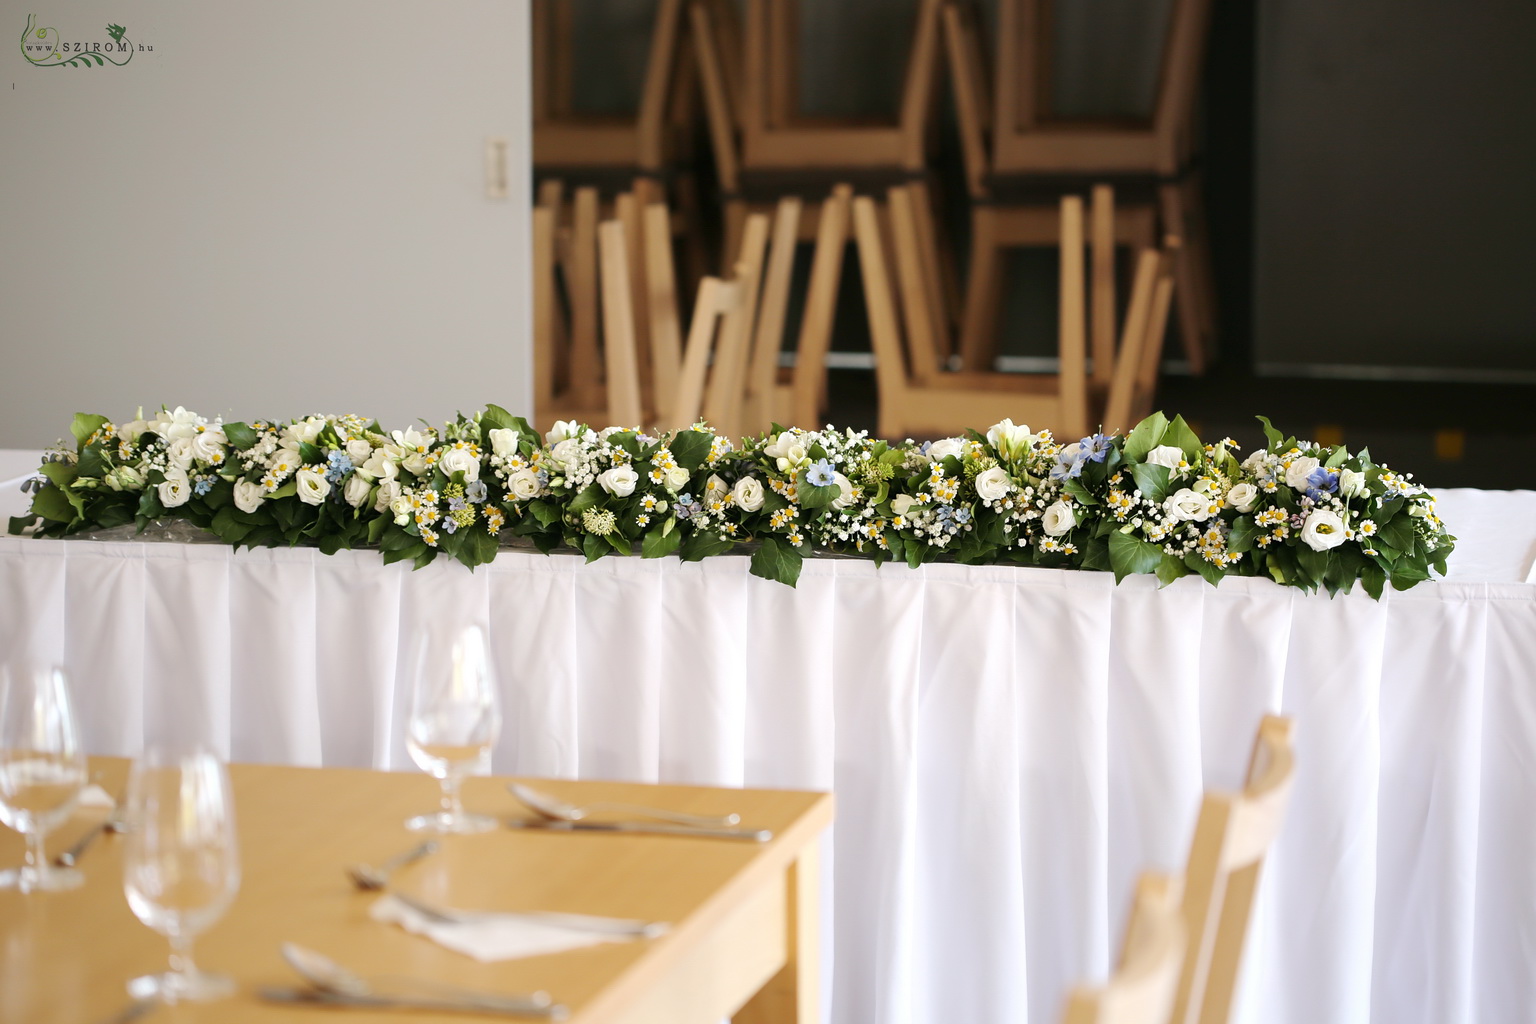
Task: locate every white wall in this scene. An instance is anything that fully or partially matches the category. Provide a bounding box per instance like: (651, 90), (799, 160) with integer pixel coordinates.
(0, 2), (531, 449)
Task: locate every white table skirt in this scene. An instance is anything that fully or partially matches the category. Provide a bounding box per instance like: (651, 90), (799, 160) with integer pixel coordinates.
(3, 510), (1535, 1024)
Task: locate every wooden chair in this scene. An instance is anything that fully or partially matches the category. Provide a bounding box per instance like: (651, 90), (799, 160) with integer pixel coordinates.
(941, 0), (1215, 375)
(1060, 873), (1186, 1024)
(1172, 714), (1297, 1024)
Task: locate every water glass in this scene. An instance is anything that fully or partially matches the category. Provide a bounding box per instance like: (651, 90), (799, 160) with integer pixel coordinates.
(0, 665), (88, 892)
(405, 623), (501, 834)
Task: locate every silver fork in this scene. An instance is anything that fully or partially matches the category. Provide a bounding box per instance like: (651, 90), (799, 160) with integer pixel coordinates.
(388, 890), (668, 939)
(55, 792), (128, 867)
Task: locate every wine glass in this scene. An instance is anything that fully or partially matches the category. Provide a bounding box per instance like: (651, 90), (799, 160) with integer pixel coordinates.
(405, 623), (501, 834)
(121, 747), (240, 1004)
(0, 665), (89, 892)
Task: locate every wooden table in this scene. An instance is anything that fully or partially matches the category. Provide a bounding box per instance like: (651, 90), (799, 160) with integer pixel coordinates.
(0, 759), (833, 1024)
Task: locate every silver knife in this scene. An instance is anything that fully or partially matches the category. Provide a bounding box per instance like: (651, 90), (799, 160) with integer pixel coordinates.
(508, 819), (772, 842)
(259, 986), (569, 1019)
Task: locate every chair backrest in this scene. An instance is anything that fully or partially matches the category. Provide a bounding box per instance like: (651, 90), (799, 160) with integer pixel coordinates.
(1061, 872), (1187, 1024)
(597, 218), (644, 428)
(742, 196), (803, 432)
(941, 0), (993, 199)
(702, 212), (771, 440)
(790, 184), (854, 428)
(642, 201), (684, 419)
(1171, 714), (1297, 1024)
(667, 275), (738, 431)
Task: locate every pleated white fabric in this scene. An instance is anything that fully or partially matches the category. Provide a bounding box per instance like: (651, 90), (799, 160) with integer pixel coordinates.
(2, 498), (1535, 1024)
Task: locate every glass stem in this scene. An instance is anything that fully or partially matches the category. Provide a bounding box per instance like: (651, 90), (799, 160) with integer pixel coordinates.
(23, 831), (46, 886)
(440, 773), (464, 821)
(169, 931), (197, 980)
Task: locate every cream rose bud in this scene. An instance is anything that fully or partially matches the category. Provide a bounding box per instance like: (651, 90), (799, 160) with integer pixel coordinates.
(166, 437), (197, 470)
(295, 467), (332, 505)
(157, 467), (191, 508)
(1144, 445), (1184, 471)
(974, 465), (1013, 502)
(508, 469), (542, 501)
(1284, 456), (1321, 491)
(1226, 482), (1260, 514)
(488, 427), (520, 458)
(1408, 502), (1428, 518)
(233, 479), (266, 514)
(830, 472), (857, 509)
(373, 478), (402, 513)
(1338, 468), (1367, 498)
(343, 474), (372, 508)
(545, 420), (582, 444)
(665, 466), (691, 491)
(1301, 508), (1347, 551)
(438, 447), (481, 483)
(400, 451), (431, 478)
(598, 465), (639, 497)
(927, 437), (967, 461)
(704, 473), (730, 505)
(345, 439), (372, 464)
(1165, 487), (1212, 522)
(731, 476), (765, 512)
(1041, 500), (1076, 536)
(891, 493), (917, 517)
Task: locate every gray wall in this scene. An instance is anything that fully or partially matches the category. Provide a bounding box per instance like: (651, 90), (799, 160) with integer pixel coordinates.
(0, 2), (532, 450)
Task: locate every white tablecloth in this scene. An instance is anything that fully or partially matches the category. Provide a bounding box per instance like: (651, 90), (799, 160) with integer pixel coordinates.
(2, 456), (1535, 1024)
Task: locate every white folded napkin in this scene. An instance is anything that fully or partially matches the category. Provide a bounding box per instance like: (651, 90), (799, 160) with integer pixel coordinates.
(370, 894), (645, 962)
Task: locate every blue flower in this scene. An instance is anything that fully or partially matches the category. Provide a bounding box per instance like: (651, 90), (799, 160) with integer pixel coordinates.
(1304, 466), (1339, 502)
(806, 459), (836, 487)
(1080, 434), (1112, 463)
(324, 449), (353, 484)
(1050, 450), (1086, 481)
(442, 517), (459, 534)
(535, 469), (549, 487)
(954, 507), (972, 525)
(447, 497), (467, 512)
(465, 480), (488, 504)
(193, 477), (213, 496)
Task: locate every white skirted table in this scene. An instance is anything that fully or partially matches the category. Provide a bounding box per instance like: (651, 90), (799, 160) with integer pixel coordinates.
(1, 449), (1534, 1024)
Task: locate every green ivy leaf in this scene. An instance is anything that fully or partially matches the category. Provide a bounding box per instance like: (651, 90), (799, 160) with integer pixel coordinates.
(31, 485), (77, 524)
(1229, 515), (1258, 553)
(1062, 479), (1099, 505)
(1183, 551), (1224, 586)
(528, 500), (560, 528)
(1164, 415), (1203, 460)
(1108, 530), (1164, 583)
(566, 484), (604, 516)
(582, 531), (608, 563)
(1123, 412), (1169, 462)
(641, 525), (682, 559)
(798, 481), (839, 510)
(1156, 553), (1191, 586)
(1129, 463), (1171, 504)
(750, 536), (803, 587)
(670, 429), (712, 470)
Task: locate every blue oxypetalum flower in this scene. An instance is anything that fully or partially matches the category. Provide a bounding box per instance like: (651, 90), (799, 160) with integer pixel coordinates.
(324, 449), (353, 484)
(806, 459), (836, 487)
(193, 477), (213, 496)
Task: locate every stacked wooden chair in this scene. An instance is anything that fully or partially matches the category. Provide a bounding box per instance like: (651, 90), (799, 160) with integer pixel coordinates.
(1061, 872), (1187, 1024)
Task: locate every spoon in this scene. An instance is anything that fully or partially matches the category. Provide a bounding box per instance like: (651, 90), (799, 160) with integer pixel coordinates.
(508, 782), (741, 828)
(280, 942), (561, 1017)
(346, 840), (439, 891)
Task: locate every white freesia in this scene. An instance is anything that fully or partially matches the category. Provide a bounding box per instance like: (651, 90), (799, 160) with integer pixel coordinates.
(731, 476), (765, 512)
(1226, 482), (1260, 513)
(107, 465), (146, 492)
(373, 478), (402, 514)
(295, 467), (331, 505)
(344, 439), (372, 464)
(189, 427), (227, 465)
(986, 419), (1035, 461)
(233, 479), (265, 513)
(1144, 445), (1184, 471)
(166, 437), (197, 471)
(1165, 487), (1213, 522)
(392, 426), (432, 453)
(545, 420), (583, 444)
(487, 427), (520, 458)
(117, 417), (150, 443)
(927, 437), (967, 462)
(1338, 468), (1366, 498)
(1041, 500), (1076, 536)
(974, 465), (1013, 502)
(1241, 449), (1268, 475)
(598, 465), (639, 497)
(157, 467), (191, 508)
(830, 472), (857, 510)
(763, 431), (798, 460)
(357, 450), (399, 483)
(665, 466), (690, 491)
(343, 474), (372, 508)
(775, 443), (810, 473)
(438, 447), (481, 483)
(284, 417), (326, 447)
(704, 473), (730, 505)
(400, 451), (431, 477)
(892, 493), (917, 517)
(1285, 456), (1321, 491)
(1301, 508), (1347, 551)
(153, 406), (202, 441)
(508, 469), (542, 501)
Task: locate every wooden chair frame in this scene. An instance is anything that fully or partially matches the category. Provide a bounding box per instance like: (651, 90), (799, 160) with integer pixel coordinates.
(1061, 872), (1187, 1024)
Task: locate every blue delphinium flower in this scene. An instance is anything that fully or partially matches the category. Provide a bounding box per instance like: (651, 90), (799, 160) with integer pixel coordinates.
(324, 449), (353, 484)
(806, 459), (836, 487)
(1304, 466), (1339, 502)
(1080, 433), (1113, 463)
(465, 480), (488, 504)
(1050, 449), (1086, 481)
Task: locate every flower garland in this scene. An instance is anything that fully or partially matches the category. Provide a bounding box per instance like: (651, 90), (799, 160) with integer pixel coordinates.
(8, 405), (1455, 597)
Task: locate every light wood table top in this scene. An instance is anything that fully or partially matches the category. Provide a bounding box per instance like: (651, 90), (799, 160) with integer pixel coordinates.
(0, 758), (832, 1024)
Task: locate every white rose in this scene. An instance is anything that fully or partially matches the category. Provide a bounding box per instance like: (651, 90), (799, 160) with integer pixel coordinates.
(974, 465), (1013, 502)
(166, 437), (197, 471)
(1301, 508), (1347, 551)
(665, 466), (691, 492)
(830, 472), (857, 510)
(1338, 468), (1366, 499)
(400, 451), (431, 478)
(1241, 449), (1268, 475)
(1144, 445), (1185, 471)
(373, 478), (402, 513)
(488, 428), (520, 458)
(704, 473), (730, 505)
(438, 447), (481, 483)
(545, 420), (582, 444)
(1165, 487), (1213, 522)
(731, 476), (765, 512)
(508, 469), (542, 501)
(388, 492), (413, 521)
(267, 446), (301, 478)
(343, 474), (372, 508)
(598, 465), (639, 497)
(233, 479), (266, 514)
(927, 437), (967, 462)
(295, 467), (331, 505)
(763, 431), (798, 460)
(345, 439), (372, 464)
(157, 467), (191, 508)
(891, 493), (917, 517)
(1285, 456), (1321, 491)
(550, 439), (581, 474)
(1226, 482), (1260, 514)
(986, 419), (1034, 461)
(189, 428), (227, 465)
(1041, 500), (1076, 536)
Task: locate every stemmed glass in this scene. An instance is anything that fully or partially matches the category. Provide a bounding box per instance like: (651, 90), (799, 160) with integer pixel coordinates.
(0, 665), (89, 892)
(405, 623), (501, 834)
(121, 747), (241, 1004)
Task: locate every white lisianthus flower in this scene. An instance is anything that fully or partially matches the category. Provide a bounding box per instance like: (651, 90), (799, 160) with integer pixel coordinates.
(373, 478), (402, 514)
(508, 469), (542, 501)
(986, 419), (1034, 461)
(545, 420), (582, 444)
(549, 439), (581, 474)
(665, 466), (691, 492)
(830, 472), (857, 510)
(157, 467), (191, 508)
(438, 447), (481, 483)
(891, 493), (917, 517)
(704, 473), (730, 505)
(598, 465), (639, 497)
(267, 446), (300, 478)
(233, 479), (266, 514)
(1338, 468), (1367, 498)
(1144, 445), (1184, 472)
(295, 467), (331, 505)
(487, 428), (520, 458)
(344, 439), (372, 464)
(343, 474), (372, 508)
(1165, 487), (1213, 522)
(166, 437), (197, 471)
(927, 437), (967, 462)
(1226, 482), (1260, 514)
(1301, 508), (1347, 551)
(1041, 500), (1076, 536)
(731, 476), (765, 512)
(974, 465), (1013, 502)
(1285, 456), (1321, 491)
(1241, 449), (1268, 475)
(190, 428), (227, 465)
(763, 431), (798, 460)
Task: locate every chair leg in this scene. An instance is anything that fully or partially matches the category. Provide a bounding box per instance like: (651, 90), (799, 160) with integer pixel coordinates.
(722, 198), (749, 278)
(1158, 182), (1208, 375)
(959, 206), (1003, 371)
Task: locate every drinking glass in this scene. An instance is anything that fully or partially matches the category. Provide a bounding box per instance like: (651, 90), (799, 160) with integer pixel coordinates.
(0, 665), (88, 892)
(405, 623), (501, 834)
(121, 747), (240, 1003)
